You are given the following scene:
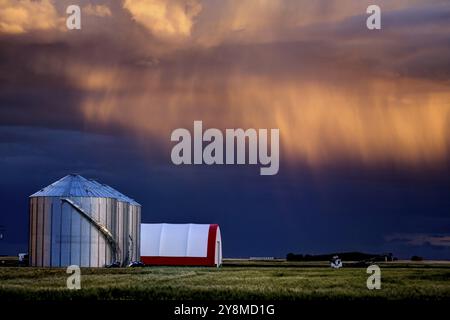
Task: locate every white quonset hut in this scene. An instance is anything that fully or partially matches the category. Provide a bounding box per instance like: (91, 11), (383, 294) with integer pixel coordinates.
(141, 224), (222, 267)
(29, 174), (141, 267)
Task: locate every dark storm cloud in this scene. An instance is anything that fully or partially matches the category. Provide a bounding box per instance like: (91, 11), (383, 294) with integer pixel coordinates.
(386, 234), (450, 247)
(0, 40), (83, 130)
(1, 0), (449, 170)
(332, 3), (450, 80)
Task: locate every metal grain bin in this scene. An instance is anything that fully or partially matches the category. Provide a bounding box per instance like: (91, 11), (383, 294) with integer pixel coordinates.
(29, 174), (141, 267)
(90, 181), (141, 264)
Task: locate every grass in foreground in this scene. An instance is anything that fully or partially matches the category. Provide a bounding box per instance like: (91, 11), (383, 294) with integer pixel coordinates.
(0, 263), (450, 301)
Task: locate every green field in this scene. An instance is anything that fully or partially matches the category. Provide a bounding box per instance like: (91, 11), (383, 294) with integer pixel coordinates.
(1, 260), (450, 301)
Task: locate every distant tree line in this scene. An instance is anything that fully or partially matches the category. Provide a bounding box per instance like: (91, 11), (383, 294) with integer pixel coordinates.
(286, 252), (395, 262)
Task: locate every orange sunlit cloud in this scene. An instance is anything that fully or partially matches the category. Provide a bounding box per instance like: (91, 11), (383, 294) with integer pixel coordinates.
(78, 66), (450, 168)
(1, 0), (449, 169)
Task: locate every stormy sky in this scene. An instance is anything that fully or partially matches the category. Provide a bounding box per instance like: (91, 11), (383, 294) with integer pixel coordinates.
(1, 0), (450, 259)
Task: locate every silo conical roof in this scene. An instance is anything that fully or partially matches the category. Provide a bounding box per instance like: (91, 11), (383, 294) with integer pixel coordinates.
(30, 174), (140, 205)
(90, 180), (140, 206)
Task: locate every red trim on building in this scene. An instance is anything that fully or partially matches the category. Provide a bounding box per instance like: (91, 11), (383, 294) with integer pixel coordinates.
(206, 224), (218, 265)
(141, 256), (211, 266)
(141, 224), (219, 266)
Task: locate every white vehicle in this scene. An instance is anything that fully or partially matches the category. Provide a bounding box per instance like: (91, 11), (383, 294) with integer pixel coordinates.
(330, 255), (343, 269)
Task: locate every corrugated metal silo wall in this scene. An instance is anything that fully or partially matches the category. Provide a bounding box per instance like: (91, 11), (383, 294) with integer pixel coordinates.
(129, 204), (141, 262)
(116, 202), (141, 265)
(137, 206), (141, 261)
(116, 200), (128, 265)
(29, 196), (119, 267)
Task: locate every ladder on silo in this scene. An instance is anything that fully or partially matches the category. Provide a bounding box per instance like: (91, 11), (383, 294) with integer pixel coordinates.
(61, 198), (121, 265)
